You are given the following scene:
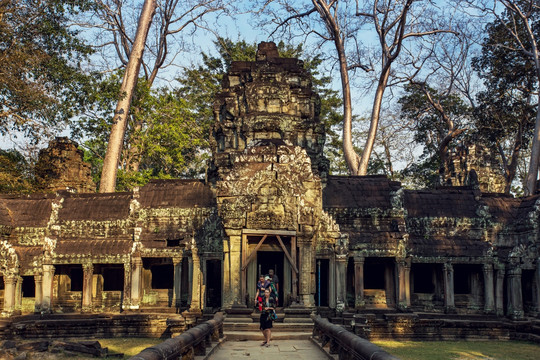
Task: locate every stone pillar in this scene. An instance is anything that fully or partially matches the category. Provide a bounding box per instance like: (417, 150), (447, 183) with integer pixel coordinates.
(228, 234), (242, 305)
(2, 275), (17, 317)
(42, 264), (55, 313)
(34, 275), (43, 313)
(535, 259), (540, 314)
(130, 257), (142, 310)
(335, 254), (347, 310)
(298, 242), (315, 307)
(82, 263), (93, 312)
(122, 261), (132, 310)
(443, 263), (455, 312)
(483, 263), (495, 314)
(354, 256), (365, 309)
(187, 256), (193, 306)
(397, 258), (411, 310)
(304, 239), (316, 308)
(495, 264), (505, 316)
(14, 276), (22, 314)
(173, 257), (183, 310)
(189, 247), (202, 314)
(329, 255), (336, 309)
(507, 266), (524, 319)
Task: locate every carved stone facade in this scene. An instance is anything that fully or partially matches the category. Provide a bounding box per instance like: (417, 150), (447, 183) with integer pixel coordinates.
(34, 137), (96, 193)
(1, 43), (540, 324)
(443, 143), (506, 193)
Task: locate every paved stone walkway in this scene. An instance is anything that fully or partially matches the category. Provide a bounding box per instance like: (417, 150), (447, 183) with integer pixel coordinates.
(207, 339), (330, 360)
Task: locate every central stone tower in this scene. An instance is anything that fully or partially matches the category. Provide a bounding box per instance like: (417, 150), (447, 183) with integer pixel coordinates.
(208, 41), (328, 181)
(209, 42), (337, 309)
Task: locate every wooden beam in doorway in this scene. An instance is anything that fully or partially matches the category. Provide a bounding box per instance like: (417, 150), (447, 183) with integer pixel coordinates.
(276, 235), (299, 274)
(241, 234), (268, 271)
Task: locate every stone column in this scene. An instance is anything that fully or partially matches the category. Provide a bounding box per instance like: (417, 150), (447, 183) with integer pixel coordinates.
(122, 261), (132, 311)
(443, 262), (455, 312)
(507, 266), (524, 319)
(298, 242), (315, 307)
(130, 257), (143, 310)
(189, 247), (202, 314)
(14, 276), (22, 314)
(534, 258), (540, 314)
(2, 275), (17, 317)
(228, 234), (242, 305)
(42, 264), (55, 313)
(34, 275), (43, 313)
(335, 254), (347, 310)
(187, 256), (193, 306)
(328, 255), (336, 309)
(495, 264), (505, 316)
(397, 258), (411, 310)
(82, 263), (93, 312)
(354, 256), (365, 309)
(483, 263), (495, 314)
(173, 257), (183, 310)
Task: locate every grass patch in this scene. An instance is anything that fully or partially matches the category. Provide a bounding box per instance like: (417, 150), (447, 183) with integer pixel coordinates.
(372, 340), (540, 360)
(96, 337), (163, 358)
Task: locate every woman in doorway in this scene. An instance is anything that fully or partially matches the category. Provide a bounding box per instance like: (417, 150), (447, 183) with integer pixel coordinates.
(254, 274), (267, 311)
(259, 288), (276, 347)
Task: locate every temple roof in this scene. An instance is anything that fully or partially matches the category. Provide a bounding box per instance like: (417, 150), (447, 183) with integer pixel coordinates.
(138, 179), (215, 208)
(0, 195), (53, 227)
(58, 193), (132, 221)
(403, 187), (480, 218)
(323, 175), (401, 209)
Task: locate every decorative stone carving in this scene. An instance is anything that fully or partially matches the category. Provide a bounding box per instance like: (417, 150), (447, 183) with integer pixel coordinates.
(34, 137), (95, 193)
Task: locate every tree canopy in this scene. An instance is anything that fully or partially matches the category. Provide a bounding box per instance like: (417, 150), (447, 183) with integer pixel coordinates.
(0, 0), (94, 143)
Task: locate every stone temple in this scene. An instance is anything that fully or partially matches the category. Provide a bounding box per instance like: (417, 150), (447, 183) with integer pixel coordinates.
(1, 42), (540, 336)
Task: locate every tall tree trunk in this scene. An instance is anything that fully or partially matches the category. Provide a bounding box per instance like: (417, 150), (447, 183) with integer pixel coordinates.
(337, 36), (359, 175)
(357, 66), (391, 175)
(526, 109), (540, 195)
(99, 0), (156, 193)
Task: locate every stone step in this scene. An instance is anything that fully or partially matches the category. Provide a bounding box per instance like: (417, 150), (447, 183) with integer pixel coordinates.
(224, 322), (313, 332)
(224, 330), (313, 341)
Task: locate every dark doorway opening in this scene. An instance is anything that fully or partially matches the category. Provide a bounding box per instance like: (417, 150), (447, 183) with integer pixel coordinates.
(316, 259), (329, 307)
(21, 276), (35, 297)
(522, 269), (535, 312)
(151, 264), (173, 289)
(206, 259), (222, 308)
(103, 267), (124, 291)
(364, 261), (386, 289)
(257, 251), (284, 306)
(70, 267), (83, 292)
(454, 264), (479, 294)
(412, 264), (435, 293)
(346, 257), (354, 307)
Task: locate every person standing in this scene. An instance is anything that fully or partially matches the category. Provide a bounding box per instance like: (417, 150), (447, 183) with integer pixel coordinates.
(268, 269), (279, 306)
(254, 274), (267, 311)
(259, 288), (276, 347)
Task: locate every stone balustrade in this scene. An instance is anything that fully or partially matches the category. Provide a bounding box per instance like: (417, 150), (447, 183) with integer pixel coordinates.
(128, 312), (224, 360)
(311, 314), (399, 360)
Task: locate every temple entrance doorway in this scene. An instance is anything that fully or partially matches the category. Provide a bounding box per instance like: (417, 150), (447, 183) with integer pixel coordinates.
(257, 251), (284, 306)
(241, 230), (298, 308)
(205, 259), (222, 309)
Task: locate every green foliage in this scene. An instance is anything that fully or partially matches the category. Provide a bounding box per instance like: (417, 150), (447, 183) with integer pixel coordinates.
(398, 83), (470, 188)
(0, 0), (95, 142)
(0, 149), (36, 193)
(76, 72), (209, 190)
(470, 6), (539, 192)
(472, 7), (538, 148)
